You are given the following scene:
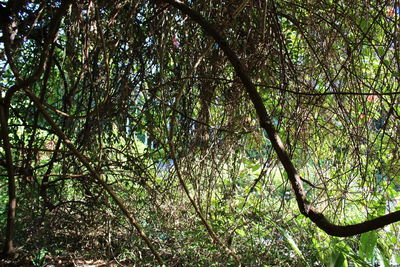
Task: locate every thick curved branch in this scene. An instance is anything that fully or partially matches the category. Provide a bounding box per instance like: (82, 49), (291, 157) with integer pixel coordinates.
(160, 0), (400, 237)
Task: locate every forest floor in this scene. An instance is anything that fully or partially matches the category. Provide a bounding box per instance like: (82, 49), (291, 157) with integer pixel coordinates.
(0, 256), (133, 267)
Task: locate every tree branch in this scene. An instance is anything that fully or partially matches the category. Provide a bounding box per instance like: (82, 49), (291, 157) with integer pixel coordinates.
(160, 0), (400, 237)
(22, 88), (163, 263)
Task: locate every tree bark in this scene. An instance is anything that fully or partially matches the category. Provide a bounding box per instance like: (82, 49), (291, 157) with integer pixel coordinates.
(160, 0), (400, 237)
(23, 88), (164, 264)
(0, 99), (17, 257)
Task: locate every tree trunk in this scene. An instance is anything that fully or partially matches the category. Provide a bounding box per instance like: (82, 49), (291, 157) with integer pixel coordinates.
(0, 99), (17, 257)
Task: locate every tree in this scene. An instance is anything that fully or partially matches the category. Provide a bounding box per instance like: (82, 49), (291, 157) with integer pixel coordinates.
(161, 0), (400, 237)
(1, 0), (400, 265)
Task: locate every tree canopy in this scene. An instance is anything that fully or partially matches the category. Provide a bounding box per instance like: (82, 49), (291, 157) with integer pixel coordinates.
(1, 0), (400, 265)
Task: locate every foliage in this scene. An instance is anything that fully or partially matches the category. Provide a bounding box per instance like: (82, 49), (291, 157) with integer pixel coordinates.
(0, 0), (400, 265)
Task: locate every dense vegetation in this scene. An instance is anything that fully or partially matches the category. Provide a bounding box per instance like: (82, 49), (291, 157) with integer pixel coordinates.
(1, 0), (400, 266)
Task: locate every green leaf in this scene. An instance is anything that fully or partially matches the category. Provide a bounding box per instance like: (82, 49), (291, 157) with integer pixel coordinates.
(359, 230), (377, 262)
(391, 72), (400, 78)
(359, 19), (369, 33)
(377, 47), (386, 57)
(278, 227), (310, 266)
(328, 250), (348, 267)
(395, 254), (400, 264)
(235, 228), (246, 237)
